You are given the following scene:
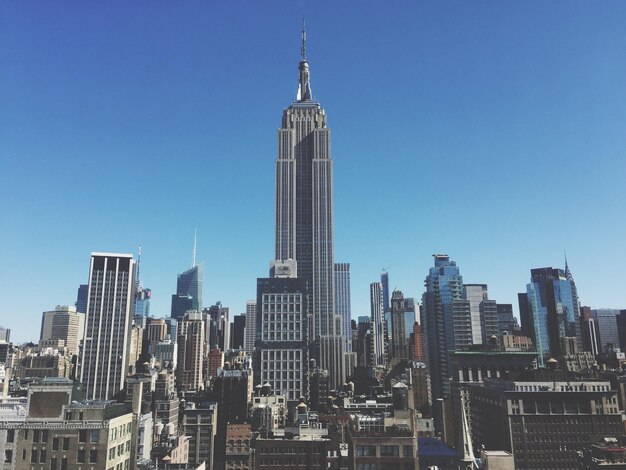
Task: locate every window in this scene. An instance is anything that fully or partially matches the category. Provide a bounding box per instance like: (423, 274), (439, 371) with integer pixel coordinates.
(79, 430), (87, 443)
(356, 445), (376, 456)
(42, 430), (49, 443)
(62, 437), (70, 451)
(31, 450), (38, 463)
(34, 430), (40, 442)
(4, 450), (13, 464)
(6, 429), (14, 443)
(403, 446), (413, 457)
(357, 464), (377, 470)
(61, 457), (68, 470)
(380, 445), (399, 457)
(51, 457), (57, 470)
(77, 449), (85, 463)
(90, 430), (99, 443)
(40, 450), (47, 463)
(89, 449), (98, 464)
(52, 438), (59, 451)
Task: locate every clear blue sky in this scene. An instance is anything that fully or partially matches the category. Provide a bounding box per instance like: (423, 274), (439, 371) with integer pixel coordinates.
(2, 1), (625, 343)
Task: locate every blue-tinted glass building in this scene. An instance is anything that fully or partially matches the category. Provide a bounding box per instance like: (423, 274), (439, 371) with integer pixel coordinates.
(522, 267), (581, 367)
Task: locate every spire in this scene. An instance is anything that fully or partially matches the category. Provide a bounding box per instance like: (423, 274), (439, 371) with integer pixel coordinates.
(192, 229), (197, 268)
(296, 19), (313, 101)
(564, 250), (574, 281)
(136, 244), (142, 290)
(301, 18), (306, 61)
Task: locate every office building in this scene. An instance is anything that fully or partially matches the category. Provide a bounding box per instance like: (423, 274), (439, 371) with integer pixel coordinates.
(40, 305), (85, 356)
(232, 314), (246, 350)
(389, 290), (415, 362)
(273, 25), (344, 386)
(519, 266), (582, 366)
(134, 286), (151, 318)
(176, 311), (205, 392)
(334, 262), (352, 352)
(255, 266), (308, 402)
(469, 376), (623, 470)
(206, 302), (230, 351)
(182, 401), (217, 468)
(496, 303), (518, 336)
(75, 284), (88, 314)
(593, 309), (621, 352)
(171, 263), (204, 319)
(0, 378), (134, 470)
(80, 252), (136, 400)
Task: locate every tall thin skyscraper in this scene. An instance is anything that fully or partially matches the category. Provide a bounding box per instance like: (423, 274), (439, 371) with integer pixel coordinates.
(243, 300), (257, 354)
(370, 282), (386, 367)
(274, 24), (344, 387)
(334, 262), (352, 352)
(81, 252), (136, 400)
(75, 284), (88, 314)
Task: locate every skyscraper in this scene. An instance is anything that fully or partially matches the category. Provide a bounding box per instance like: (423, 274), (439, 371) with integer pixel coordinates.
(421, 254), (463, 401)
(274, 25), (344, 387)
(176, 311), (205, 391)
(370, 282), (386, 367)
(40, 305), (85, 356)
(75, 284), (88, 314)
(520, 266), (582, 366)
(243, 300), (257, 354)
(334, 262), (352, 351)
(171, 264), (203, 318)
(81, 252), (136, 400)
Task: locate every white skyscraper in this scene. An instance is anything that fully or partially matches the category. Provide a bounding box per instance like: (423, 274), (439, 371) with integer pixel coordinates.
(370, 282), (386, 367)
(81, 253), (136, 400)
(244, 300), (257, 354)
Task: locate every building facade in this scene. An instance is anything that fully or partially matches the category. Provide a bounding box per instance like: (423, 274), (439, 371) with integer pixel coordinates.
(81, 253), (136, 400)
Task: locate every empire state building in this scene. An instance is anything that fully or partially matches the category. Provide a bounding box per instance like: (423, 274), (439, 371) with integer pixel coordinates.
(274, 25), (345, 388)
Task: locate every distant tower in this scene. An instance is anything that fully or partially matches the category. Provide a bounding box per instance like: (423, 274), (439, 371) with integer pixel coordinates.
(243, 300), (257, 354)
(81, 252), (136, 400)
(334, 263), (352, 352)
(171, 236), (204, 319)
(40, 305), (85, 356)
(273, 23), (344, 388)
(370, 282), (386, 367)
(521, 266), (582, 366)
(176, 311), (205, 391)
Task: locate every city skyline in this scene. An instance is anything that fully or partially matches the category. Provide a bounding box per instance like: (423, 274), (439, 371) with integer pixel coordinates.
(2, 1), (626, 343)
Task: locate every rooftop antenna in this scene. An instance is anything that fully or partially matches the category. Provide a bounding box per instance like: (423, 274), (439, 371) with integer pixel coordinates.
(136, 244), (142, 290)
(301, 17), (306, 61)
(192, 229), (197, 268)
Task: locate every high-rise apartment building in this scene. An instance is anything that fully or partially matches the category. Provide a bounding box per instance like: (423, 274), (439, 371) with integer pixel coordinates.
(273, 26), (344, 387)
(80, 253), (136, 400)
(519, 266), (581, 366)
(421, 254), (463, 401)
(370, 282), (386, 367)
(40, 305), (85, 356)
(243, 300), (257, 354)
(171, 263), (204, 319)
(334, 262), (352, 352)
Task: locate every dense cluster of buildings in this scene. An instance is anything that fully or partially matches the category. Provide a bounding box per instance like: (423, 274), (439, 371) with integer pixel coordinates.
(2, 26), (626, 470)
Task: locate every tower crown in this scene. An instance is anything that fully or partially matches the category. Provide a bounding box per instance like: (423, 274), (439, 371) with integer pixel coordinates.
(296, 20), (313, 101)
